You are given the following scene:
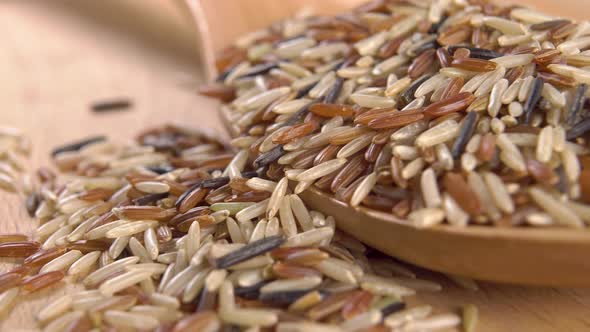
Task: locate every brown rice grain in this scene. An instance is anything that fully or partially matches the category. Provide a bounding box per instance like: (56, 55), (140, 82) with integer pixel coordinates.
(22, 271), (65, 292)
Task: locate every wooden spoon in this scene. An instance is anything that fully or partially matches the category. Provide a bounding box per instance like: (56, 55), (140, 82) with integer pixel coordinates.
(184, 0), (590, 287)
(300, 187), (590, 287)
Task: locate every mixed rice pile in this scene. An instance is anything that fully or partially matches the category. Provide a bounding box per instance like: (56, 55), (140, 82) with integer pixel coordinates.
(202, 0), (590, 228)
(0, 126), (469, 331)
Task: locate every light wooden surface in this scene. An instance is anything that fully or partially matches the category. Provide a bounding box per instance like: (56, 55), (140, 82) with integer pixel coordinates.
(1, 1), (590, 331)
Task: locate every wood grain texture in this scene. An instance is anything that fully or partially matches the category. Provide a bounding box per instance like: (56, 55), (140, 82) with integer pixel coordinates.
(300, 186), (590, 287)
(0, 0), (589, 331)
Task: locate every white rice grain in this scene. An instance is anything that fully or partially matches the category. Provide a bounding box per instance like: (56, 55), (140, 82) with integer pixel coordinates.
(40, 250), (83, 274)
(529, 187), (584, 228)
(351, 172), (378, 207)
(99, 270), (154, 296)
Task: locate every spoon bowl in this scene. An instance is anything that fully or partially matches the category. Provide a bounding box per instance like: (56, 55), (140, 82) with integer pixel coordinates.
(185, 0), (590, 287)
(300, 186), (590, 287)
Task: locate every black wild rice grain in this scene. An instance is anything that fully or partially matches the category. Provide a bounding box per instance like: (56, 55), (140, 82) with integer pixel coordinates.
(413, 40), (439, 56)
(582, 102), (589, 119)
(399, 74), (433, 107)
(323, 78), (344, 104)
(259, 290), (310, 306)
(133, 193), (168, 206)
(25, 193), (40, 217)
(451, 111), (478, 159)
(234, 281), (269, 300)
(296, 82), (319, 99)
(254, 146), (286, 168)
(566, 117), (590, 140)
(214, 235), (285, 268)
(242, 170), (260, 178)
(216, 64), (237, 82)
(91, 98), (132, 113)
(380, 301), (406, 316)
(176, 171), (259, 207)
(567, 84), (588, 126)
(523, 77), (544, 124)
(334, 59), (348, 70)
(238, 62), (279, 78)
(203, 171), (258, 189)
(447, 46), (504, 60)
(146, 166), (175, 174)
(429, 16), (448, 33)
(51, 136), (107, 157)
(228, 169), (256, 177)
(201, 177), (232, 190)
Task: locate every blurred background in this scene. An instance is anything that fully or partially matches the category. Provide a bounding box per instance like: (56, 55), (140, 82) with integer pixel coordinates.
(0, 0), (222, 168)
(0, 0), (582, 142)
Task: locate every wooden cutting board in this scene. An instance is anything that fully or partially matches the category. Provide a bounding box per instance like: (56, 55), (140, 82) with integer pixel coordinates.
(0, 1), (589, 331)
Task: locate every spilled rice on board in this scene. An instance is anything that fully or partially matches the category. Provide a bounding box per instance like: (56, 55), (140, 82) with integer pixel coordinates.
(0, 125), (463, 331)
(201, 0), (590, 230)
